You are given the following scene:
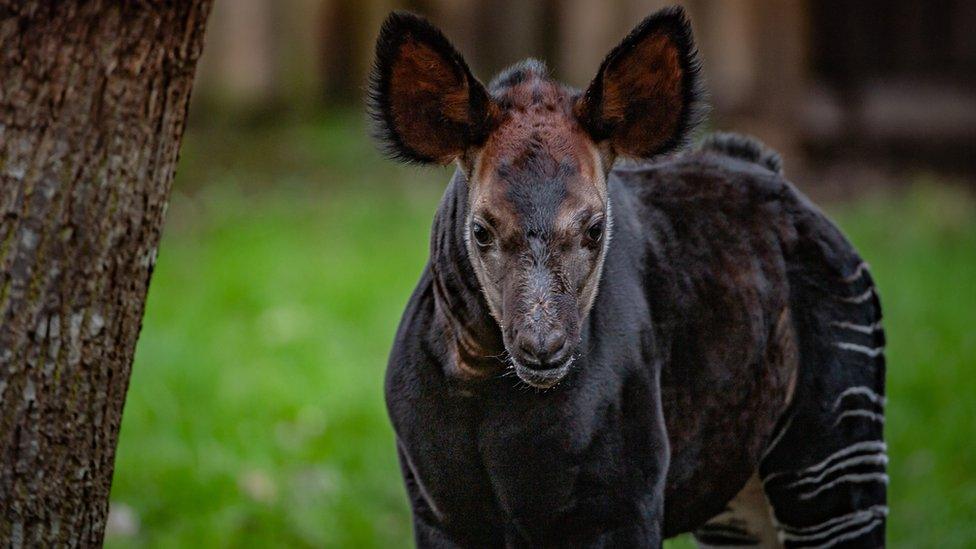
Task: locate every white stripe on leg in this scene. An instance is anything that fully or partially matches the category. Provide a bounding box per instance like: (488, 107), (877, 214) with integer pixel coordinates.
(832, 386), (886, 410)
(833, 409), (886, 426)
(840, 287), (875, 304)
(833, 341), (884, 357)
(786, 455), (888, 489)
(780, 505), (887, 543)
(799, 473), (889, 500)
(830, 320), (883, 334)
(763, 441), (886, 485)
(841, 262), (870, 283)
(779, 505), (888, 536)
(819, 518), (884, 548)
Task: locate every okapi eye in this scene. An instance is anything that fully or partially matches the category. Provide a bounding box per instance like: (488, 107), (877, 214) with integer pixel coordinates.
(586, 219), (605, 244)
(472, 221), (493, 248)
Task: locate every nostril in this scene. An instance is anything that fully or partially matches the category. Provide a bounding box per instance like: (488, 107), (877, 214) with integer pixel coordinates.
(513, 330), (569, 370)
(516, 334), (540, 364)
(540, 330), (567, 363)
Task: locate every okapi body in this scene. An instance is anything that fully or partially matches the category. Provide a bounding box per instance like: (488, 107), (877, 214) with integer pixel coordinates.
(370, 8), (887, 548)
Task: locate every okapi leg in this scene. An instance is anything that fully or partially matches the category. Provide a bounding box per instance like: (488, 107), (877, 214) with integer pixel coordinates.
(693, 474), (781, 548)
(760, 261), (888, 548)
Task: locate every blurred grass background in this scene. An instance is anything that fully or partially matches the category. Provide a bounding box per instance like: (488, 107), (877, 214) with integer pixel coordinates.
(105, 112), (976, 548)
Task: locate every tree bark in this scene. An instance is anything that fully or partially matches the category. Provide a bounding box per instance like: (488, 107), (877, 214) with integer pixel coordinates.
(0, 2), (212, 545)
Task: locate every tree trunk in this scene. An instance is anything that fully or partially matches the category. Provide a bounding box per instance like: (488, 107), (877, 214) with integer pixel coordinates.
(0, 2), (212, 545)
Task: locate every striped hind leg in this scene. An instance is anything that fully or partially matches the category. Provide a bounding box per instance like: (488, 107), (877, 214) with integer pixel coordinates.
(760, 262), (887, 548)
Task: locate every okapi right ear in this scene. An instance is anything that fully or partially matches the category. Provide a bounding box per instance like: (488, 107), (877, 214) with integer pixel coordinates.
(574, 6), (705, 160)
(368, 12), (497, 165)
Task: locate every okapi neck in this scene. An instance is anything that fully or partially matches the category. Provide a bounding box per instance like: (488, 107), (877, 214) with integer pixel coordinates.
(429, 174), (507, 379)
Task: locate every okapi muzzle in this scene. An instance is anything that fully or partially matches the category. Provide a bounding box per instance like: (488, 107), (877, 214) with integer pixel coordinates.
(467, 153), (611, 387)
(500, 241), (580, 385)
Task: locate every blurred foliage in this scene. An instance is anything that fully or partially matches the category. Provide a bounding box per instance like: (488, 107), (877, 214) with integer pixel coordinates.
(108, 114), (975, 547)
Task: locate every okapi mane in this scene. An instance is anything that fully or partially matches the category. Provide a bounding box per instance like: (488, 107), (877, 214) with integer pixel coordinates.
(699, 132), (784, 175)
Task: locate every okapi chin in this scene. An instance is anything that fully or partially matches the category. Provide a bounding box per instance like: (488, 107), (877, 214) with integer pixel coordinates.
(369, 7), (887, 548)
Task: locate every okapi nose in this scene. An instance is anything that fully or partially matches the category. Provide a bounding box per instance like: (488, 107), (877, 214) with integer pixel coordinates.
(515, 329), (568, 370)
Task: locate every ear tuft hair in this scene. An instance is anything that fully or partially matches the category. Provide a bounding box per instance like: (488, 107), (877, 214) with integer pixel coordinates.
(575, 6), (707, 160)
(367, 11), (495, 165)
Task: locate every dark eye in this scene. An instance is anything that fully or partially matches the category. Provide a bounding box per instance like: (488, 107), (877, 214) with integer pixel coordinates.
(471, 221), (493, 248)
(585, 218), (605, 244)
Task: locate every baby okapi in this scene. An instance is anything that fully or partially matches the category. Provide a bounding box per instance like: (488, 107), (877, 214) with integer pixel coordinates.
(369, 7), (887, 548)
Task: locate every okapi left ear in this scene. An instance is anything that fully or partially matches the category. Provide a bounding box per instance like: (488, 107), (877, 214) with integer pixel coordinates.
(575, 6), (705, 160)
(367, 11), (497, 165)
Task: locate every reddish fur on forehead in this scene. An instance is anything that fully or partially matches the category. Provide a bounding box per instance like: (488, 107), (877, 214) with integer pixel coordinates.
(480, 77), (597, 177)
(494, 73), (565, 109)
(472, 76), (604, 235)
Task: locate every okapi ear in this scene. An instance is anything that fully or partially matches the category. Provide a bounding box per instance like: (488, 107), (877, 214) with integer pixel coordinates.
(367, 11), (497, 165)
(574, 6), (705, 160)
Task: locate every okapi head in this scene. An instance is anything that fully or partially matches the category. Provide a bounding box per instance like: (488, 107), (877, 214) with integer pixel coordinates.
(368, 7), (703, 388)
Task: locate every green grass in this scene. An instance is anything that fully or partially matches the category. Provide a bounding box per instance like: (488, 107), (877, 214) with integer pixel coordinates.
(108, 116), (976, 547)
(832, 184), (976, 546)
